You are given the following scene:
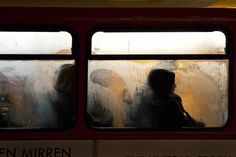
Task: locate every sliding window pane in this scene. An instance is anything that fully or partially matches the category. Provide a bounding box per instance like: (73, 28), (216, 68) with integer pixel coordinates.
(0, 31), (72, 54)
(92, 31), (226, 55)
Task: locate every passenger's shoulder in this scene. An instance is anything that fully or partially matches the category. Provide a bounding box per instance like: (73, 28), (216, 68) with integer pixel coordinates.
(172, 94), (182, 103)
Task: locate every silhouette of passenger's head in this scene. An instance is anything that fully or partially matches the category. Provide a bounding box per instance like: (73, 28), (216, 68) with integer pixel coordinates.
(148, 69), (175, 98)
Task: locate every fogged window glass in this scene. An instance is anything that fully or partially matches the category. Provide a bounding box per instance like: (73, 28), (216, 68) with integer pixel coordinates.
(0, 32), (72, 54)
(0, 31), (75, 129)
(0, 61), (75, 128)
(87, 60), (228, 128)
(92, 31), (226, 55)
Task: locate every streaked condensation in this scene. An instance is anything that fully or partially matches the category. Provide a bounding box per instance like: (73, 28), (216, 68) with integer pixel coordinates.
(0, 60), (74, 128)
(87, 60), (228, 128)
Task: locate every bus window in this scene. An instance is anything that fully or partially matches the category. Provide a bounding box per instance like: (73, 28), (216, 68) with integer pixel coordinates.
(0, 31), (72, 54)
(92, 31), (226, 55)
(88, 30), (229, 129)
(0, 31), (75, 129)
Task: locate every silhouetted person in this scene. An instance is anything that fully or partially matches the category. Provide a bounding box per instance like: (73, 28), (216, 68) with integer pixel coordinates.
(134, 69), (203, 129)
(53, 64), (75, 128)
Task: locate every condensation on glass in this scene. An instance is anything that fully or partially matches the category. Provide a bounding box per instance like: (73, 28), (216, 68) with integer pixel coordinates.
(88, 31), (228, 129)
(0, 31), (74, 129)
(0, 60), (74, 128)
(87, 60), (228, 128)
(0, 31), (72, 54)
(92, 31), (226, 55)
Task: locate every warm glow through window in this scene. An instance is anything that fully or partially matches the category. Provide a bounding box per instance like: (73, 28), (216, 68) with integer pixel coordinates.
(88, 30), (229, 129)
(92, 31), (226, 55)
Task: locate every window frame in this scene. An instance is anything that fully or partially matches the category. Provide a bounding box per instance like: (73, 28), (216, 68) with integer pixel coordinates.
(86, 25), (232, 131)
(0, 25), (78, 130)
